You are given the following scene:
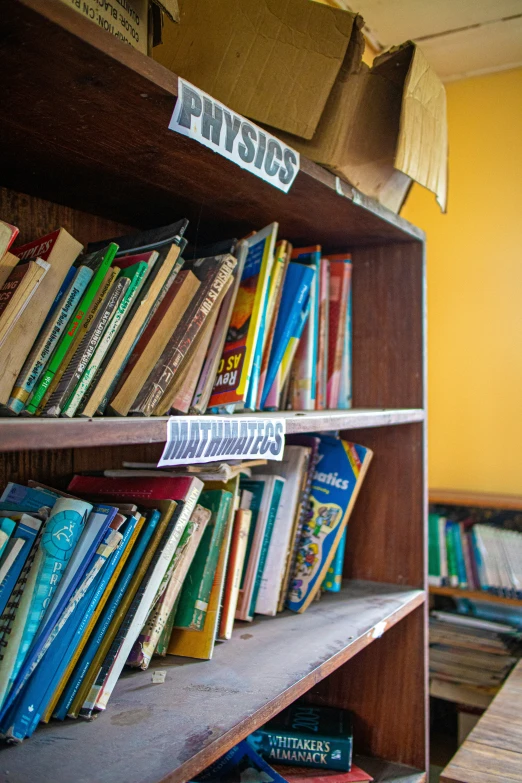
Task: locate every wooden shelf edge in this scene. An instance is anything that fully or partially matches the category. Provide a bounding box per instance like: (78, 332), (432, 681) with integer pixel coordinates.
(429, 585), (522, 607)
(3, 582), (425, 783)
(0, 408), (425, 452)
(429, 488), (522, 511)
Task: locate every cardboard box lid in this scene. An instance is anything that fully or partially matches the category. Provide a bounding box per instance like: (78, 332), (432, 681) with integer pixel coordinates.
(153, 0), (358, 139)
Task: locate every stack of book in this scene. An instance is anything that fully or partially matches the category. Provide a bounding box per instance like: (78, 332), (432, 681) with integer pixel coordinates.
(0, 435), (371, 743)
(429, 510), (522, 596)
(0, 217), (352, 418)
(429, 610), (522, 707)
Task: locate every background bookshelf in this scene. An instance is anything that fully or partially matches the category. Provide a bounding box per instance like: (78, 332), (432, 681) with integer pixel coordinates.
(0, 1), (428, 781)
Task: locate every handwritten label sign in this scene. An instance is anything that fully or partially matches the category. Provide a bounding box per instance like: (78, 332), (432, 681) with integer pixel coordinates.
(169, 79), (300, 193)
(158, 416), (286, 467)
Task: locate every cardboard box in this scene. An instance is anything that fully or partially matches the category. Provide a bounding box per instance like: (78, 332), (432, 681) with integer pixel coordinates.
(153, 0), (359, 140)
(59, 0), (179, 55)
(277, 38), (448, 213)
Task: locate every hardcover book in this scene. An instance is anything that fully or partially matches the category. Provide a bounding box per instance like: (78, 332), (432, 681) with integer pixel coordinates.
(0, 227), (83, 408)
(287, 437), (372, 613)
(248, 704), (353, 771)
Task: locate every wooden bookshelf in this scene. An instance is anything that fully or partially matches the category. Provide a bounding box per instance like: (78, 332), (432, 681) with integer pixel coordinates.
(0, 1), (428, 780)
(429, 489), (522, 511)
(429, 585), (522, 607)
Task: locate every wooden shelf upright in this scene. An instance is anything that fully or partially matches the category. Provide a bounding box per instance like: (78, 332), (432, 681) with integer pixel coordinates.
(0, 2), (428, 781)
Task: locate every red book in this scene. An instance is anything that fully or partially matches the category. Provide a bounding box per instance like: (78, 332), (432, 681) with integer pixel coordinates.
(273, 764), (372, 783)
(316, 257), (329, 410)
(67, 475), (202, 504)
(0, 220), (19, 260)
(324, 255), (352, 409)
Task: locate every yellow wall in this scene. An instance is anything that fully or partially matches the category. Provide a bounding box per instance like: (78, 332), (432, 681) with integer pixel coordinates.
(402, 67), (522, 495)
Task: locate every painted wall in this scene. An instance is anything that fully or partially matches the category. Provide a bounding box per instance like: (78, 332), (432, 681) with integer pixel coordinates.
(401, 67), (522, 495)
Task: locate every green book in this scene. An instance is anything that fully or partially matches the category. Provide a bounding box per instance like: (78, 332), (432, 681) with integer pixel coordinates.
(61, 261), (149, 418)
(173, 489), (232, 631)
(25, 244), (118, 414)
(428, 512), (441, 586)
(445, 520), (459, 587)
(248, 477), (284, 617)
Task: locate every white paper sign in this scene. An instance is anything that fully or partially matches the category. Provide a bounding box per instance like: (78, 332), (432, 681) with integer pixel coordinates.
(169, 78), (300, 193)
(158, 416), (286, 467)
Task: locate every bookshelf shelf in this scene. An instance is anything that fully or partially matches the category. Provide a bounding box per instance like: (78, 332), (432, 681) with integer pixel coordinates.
(0, 408), (425, 452)
(429, 489), (522, 511)
(429, 585), (522, 607)
(0, 581), (425, 783)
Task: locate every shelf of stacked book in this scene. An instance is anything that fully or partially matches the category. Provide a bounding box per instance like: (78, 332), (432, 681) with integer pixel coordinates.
(429, 585), (522, 607)
(0, 0), (424, 248)
(3, 580), (425, 783)
(0, 408), (425, 452)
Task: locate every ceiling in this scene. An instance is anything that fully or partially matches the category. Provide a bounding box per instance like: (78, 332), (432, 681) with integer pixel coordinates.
(348, 0), (522, 81)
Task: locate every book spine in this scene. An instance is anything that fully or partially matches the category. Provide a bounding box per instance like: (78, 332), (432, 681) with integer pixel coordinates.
(249, 480), (284, 618)
(250, 729), (352, 771)
(191, 495), (231, 630)
(25, 244), (118, 414)
(0, 259), (50, 351)
(0, 516), (42, 617)
(219, 509), (252, 640)
(316, 258), (329, 411)
(445, 521), (459, 587)
(43, 276), (128, 417)
(130, 256), (236, 416)
(7, 266), (94, 414)
(337, 270), (352, 410)
(39, 265), (77, 330)
(322, 528), (346, 593)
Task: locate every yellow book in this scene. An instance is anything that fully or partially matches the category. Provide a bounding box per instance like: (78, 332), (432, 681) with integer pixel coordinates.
(68, 500), (176, 718)
(167, 479), (239, 660)
(41, 514), (146, 722)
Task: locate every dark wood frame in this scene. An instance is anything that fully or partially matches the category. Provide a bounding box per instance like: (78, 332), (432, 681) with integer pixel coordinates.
(0, 3), (428, 781)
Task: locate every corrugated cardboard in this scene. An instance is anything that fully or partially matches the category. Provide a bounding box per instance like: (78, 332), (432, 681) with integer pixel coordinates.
(153, 0), (358, 140)
(277, 38), (447, 213)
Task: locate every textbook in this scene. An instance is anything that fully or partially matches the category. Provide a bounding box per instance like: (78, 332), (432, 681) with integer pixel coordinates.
(130, 254), (237, 416)
(248, 704), (353, 771)
(337, 262), (352, 410)
(0, 258), (50, 350)
(324, 256), (351, 409)
(7, 264), (94, 414)
(287, 437), (372, 613)
(209, 224), (278, 410)
(289, 246), (321, 411)
(24, 243), (118, 415)
(174, 489), (232, 631)
(218, 506), (252, 640)
(0, 227), (83, 408)
(316, 258), (330, 410)
(272, 765), (373, 783)
(86, 219), (189, 257)
(0, 515), (42, 617)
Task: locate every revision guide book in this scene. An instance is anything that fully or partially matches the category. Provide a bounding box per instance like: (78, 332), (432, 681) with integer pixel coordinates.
(248, 704), (353, 771)
(287, 436), (373, 613)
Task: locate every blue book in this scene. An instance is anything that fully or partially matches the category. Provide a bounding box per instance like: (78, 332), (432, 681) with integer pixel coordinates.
(55, 508), (161, 719)
(322, 528), (347, 593)
(0, 518), (16, 561)
(261, 262), (314, 408)
(0, 484), (59, 514)
(291, 247), (321, 409)
(39, 265), (77, 330)
(194, 740), (288, 783)
(1, 525), (126, 741)
(0, 515), (42, 616)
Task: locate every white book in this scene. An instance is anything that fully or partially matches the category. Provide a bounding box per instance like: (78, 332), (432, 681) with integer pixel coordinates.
(94, 478), (203, 710)
(431, 610), (515, 634)
(253, 447), (309, 616)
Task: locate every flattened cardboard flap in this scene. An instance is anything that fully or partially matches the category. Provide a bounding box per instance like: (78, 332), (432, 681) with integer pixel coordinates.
(153, 0), (358, 139)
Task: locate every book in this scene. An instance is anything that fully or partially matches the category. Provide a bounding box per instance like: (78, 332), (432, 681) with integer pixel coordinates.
(0, 482), (58, 513)
(324, 256), (351, 409)
(235, 475), (285, 622)
(167, 478), (237, 660)
(126, 503), (210, 670)
(79, 243), (184, 418)
(253, 446), (311, 615)
(191, 239), (248, 414)
(337, 265), (352, 410)
(273, 765), (372, 783)
(174, 489), (232, 631)
(129, 254), (237, 416)
(34, 266), (119, 415)
(322, 529), (346, 593)
(289, 246), (321, 411)
(56, 508), (162, 720)
(0, 228), (83, 409)
(261, 263), (315, 409)
(195, 740), (288, 783)
(209, 224), (278, 410)
(0, 252), (19, 292)
(0, 221), (19, 273)
(248, 704), (353, 771)
(218, 507), (252, 640)
(0, 258), (50, 350)
(86, 219), (189, 257)
(61, 260), (151, 417)
(24, 243), (118, 415)
(0, 518), (15, 559)
(108, 270), (200, 416)
(316, 258), (330, 410)
(7, 264), (94, 414)
(287, 436), (372, 613)
(42, 273), (129, 417)
(0, 515), (42, 617)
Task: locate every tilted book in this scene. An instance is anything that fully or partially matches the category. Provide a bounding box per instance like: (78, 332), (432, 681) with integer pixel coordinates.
(0, 258), (50, 351)
(0, 515), (43, 617)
